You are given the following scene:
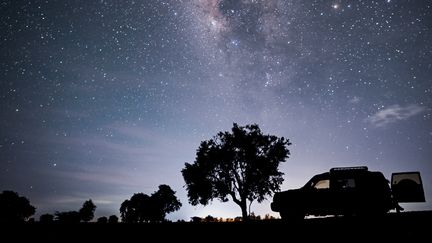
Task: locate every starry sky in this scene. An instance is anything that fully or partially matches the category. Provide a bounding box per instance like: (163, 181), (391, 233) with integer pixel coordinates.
(1, 0), (431, 220)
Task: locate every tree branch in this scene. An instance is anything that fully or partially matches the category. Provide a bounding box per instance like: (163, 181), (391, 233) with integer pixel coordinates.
(232, 168), (243, 196)
(229, 192), (241, 206)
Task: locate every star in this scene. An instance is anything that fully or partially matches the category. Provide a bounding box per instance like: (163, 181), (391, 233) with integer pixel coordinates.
(0, 0), (430, 221)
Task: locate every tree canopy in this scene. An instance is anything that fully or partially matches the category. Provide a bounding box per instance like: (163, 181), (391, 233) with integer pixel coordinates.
(55, 199), (97, 223)
(120, 193), (151, 223)
(151, 184), (183, 221)
(79, 199), (96, 222)
(0, 190), (36, 223)
(108, 215), (118, 223)
(182, 123), (291, 220)
(120, 184), (181, 223)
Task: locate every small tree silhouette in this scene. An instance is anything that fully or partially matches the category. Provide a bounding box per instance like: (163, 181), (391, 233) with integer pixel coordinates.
(190, 216), (202, 223)
(0, 190), (36, 223)
(120, 193), (151, 223)
(120, 185), (181, 223)
(97, 216), (108, 223)
(79, 199), (96, 222)
(108, 215), (118, 223)
(182, 123), (291, 220)
(204, 215), (216, 222)
(150, 184), (182, 221)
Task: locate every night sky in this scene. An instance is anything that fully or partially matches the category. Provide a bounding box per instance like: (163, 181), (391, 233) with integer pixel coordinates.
(1, 0), (431, 220)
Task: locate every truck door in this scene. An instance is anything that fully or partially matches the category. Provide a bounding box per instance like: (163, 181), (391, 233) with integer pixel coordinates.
(391, 172), (425, 202)
(307, 177), (332, 214)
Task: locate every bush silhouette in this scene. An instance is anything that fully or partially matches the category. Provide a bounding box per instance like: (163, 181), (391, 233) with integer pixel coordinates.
(190, 216), (202, 223)
(108, 215), (118, 223)
(39, 213), (54, 223)
(97, 216), (108, 223)
(182, 123), (291, 220)
(55, 211), (81, 223)
(0, 190), (36, 223)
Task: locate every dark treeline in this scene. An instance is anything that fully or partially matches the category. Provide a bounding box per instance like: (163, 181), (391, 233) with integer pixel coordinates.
(0, 184), (181, 224)
(1, 123), (291, 223)
(0, 189), (276, 224)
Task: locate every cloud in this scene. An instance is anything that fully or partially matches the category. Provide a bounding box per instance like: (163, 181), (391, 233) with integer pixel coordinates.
(366, 104), (426, 127)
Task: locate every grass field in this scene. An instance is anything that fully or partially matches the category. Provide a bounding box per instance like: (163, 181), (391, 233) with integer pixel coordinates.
(4, 211), (431, 241)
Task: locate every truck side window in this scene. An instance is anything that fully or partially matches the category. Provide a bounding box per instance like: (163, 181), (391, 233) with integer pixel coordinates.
(314, 179), (330, 189)
(334, 179), (356, 189)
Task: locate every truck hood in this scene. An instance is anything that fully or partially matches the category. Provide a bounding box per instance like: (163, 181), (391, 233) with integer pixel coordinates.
(271, 189), (303, 212)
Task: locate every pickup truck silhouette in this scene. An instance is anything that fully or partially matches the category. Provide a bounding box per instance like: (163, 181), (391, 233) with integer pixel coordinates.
(271, 166), (425, 220)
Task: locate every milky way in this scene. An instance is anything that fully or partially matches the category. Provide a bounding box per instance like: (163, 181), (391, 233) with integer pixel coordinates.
(1, 0), (431, 220)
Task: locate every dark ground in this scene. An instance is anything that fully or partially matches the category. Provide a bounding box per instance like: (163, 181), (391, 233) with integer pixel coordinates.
(3, 211), (431, 242)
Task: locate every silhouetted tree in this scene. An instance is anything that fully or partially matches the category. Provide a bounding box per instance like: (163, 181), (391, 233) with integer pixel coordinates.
(182, 123), (291, 220)
(79, 199), (96, 222)
(204, 215), (216, 222)
(120, 193), (151, 223)
(55, 211), (81, 223)
(0, 190), (36, 223)
(108, 215), (118, 223)
(150, 184), (182, 221)
(39, 213), (54, 223)
(120, 185), (181, 223)
(190, 216), (202, 223)
(97, 216), (108, 223)
(119, 199), (131, 222)
(120, 199), (133, 222)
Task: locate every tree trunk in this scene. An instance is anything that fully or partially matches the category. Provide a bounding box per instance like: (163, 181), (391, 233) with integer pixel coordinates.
(240, 200), (248, 221)
(230, 193), (249, 221)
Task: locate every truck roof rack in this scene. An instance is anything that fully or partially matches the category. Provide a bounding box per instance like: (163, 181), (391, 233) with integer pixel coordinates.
(330, 166), (368, 173)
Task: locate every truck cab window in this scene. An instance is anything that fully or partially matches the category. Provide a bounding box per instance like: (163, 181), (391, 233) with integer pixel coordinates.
(313, 179), (330, 189)
(334, 178), (356, 189)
